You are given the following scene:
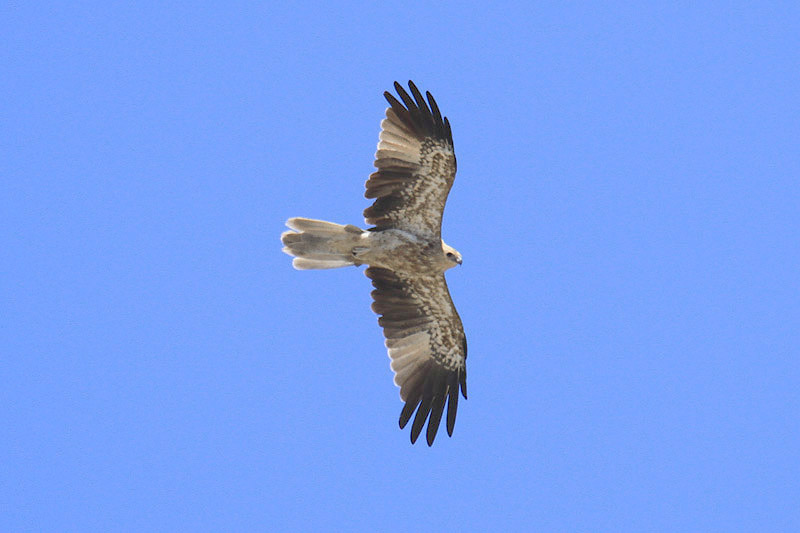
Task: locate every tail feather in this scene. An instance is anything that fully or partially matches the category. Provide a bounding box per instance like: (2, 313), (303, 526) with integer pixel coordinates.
(291, 257), (352, 270)
(281, 217), (366, 270)
(286, 218), (363, 235)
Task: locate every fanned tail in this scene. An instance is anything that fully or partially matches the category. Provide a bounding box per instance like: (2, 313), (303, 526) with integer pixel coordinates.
(281, 217), (366, 270)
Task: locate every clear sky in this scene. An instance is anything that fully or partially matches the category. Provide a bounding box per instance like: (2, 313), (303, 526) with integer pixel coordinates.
(3, 2), (799, 531)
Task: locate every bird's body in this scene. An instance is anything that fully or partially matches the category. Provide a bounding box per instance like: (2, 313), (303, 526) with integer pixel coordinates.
(359, 228), (457, 274)
(281, 81), (467, 445)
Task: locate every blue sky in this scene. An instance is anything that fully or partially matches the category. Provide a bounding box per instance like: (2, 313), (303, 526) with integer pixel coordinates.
(3, 2), (799, 531)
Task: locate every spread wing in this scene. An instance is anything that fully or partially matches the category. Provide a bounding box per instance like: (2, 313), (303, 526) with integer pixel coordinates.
(364, 81), (457, 242)
(366, 266), (467, 446)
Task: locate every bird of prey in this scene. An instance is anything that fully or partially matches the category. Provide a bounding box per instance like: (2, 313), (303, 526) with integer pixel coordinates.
(281, 81), (467, 446)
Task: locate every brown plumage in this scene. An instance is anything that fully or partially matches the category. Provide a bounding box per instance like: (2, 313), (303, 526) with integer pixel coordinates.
(281, 81), (467, 445)
(364, 81), (457, 241)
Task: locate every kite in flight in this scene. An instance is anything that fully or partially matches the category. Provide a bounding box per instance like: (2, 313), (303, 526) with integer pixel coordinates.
(281, 81), (467, 446)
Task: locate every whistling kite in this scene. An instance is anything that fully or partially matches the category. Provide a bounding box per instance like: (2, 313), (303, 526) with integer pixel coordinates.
(281, 81), (467, 445)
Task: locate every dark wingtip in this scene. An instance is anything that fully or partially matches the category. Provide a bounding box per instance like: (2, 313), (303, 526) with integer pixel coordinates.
(425, 391), (446, 446)
(446, 387), (458, 436)
(410, 400), (432, 444)
(383, 91), (404, 115)
(410, 420), (422, 444)
(382, 80), (452, 145)
(425, 428), (437, 446)
(399, 400), (417, 429)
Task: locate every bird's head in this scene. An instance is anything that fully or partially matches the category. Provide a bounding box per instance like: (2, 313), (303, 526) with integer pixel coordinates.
(442, 241), (462, 268)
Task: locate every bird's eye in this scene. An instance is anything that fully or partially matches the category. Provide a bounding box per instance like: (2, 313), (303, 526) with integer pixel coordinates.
(446, 252), (454, 258)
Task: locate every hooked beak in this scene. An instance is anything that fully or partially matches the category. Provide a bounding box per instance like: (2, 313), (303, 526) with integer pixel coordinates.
(456, 257), (463, 265)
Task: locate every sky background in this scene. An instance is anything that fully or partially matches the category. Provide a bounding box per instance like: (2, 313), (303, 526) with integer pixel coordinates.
(3, 2), (799, 531)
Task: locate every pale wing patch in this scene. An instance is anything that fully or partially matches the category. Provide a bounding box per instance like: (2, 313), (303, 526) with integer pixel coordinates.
(387, 331), (430, 394)
(378, 111), (420, 149)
